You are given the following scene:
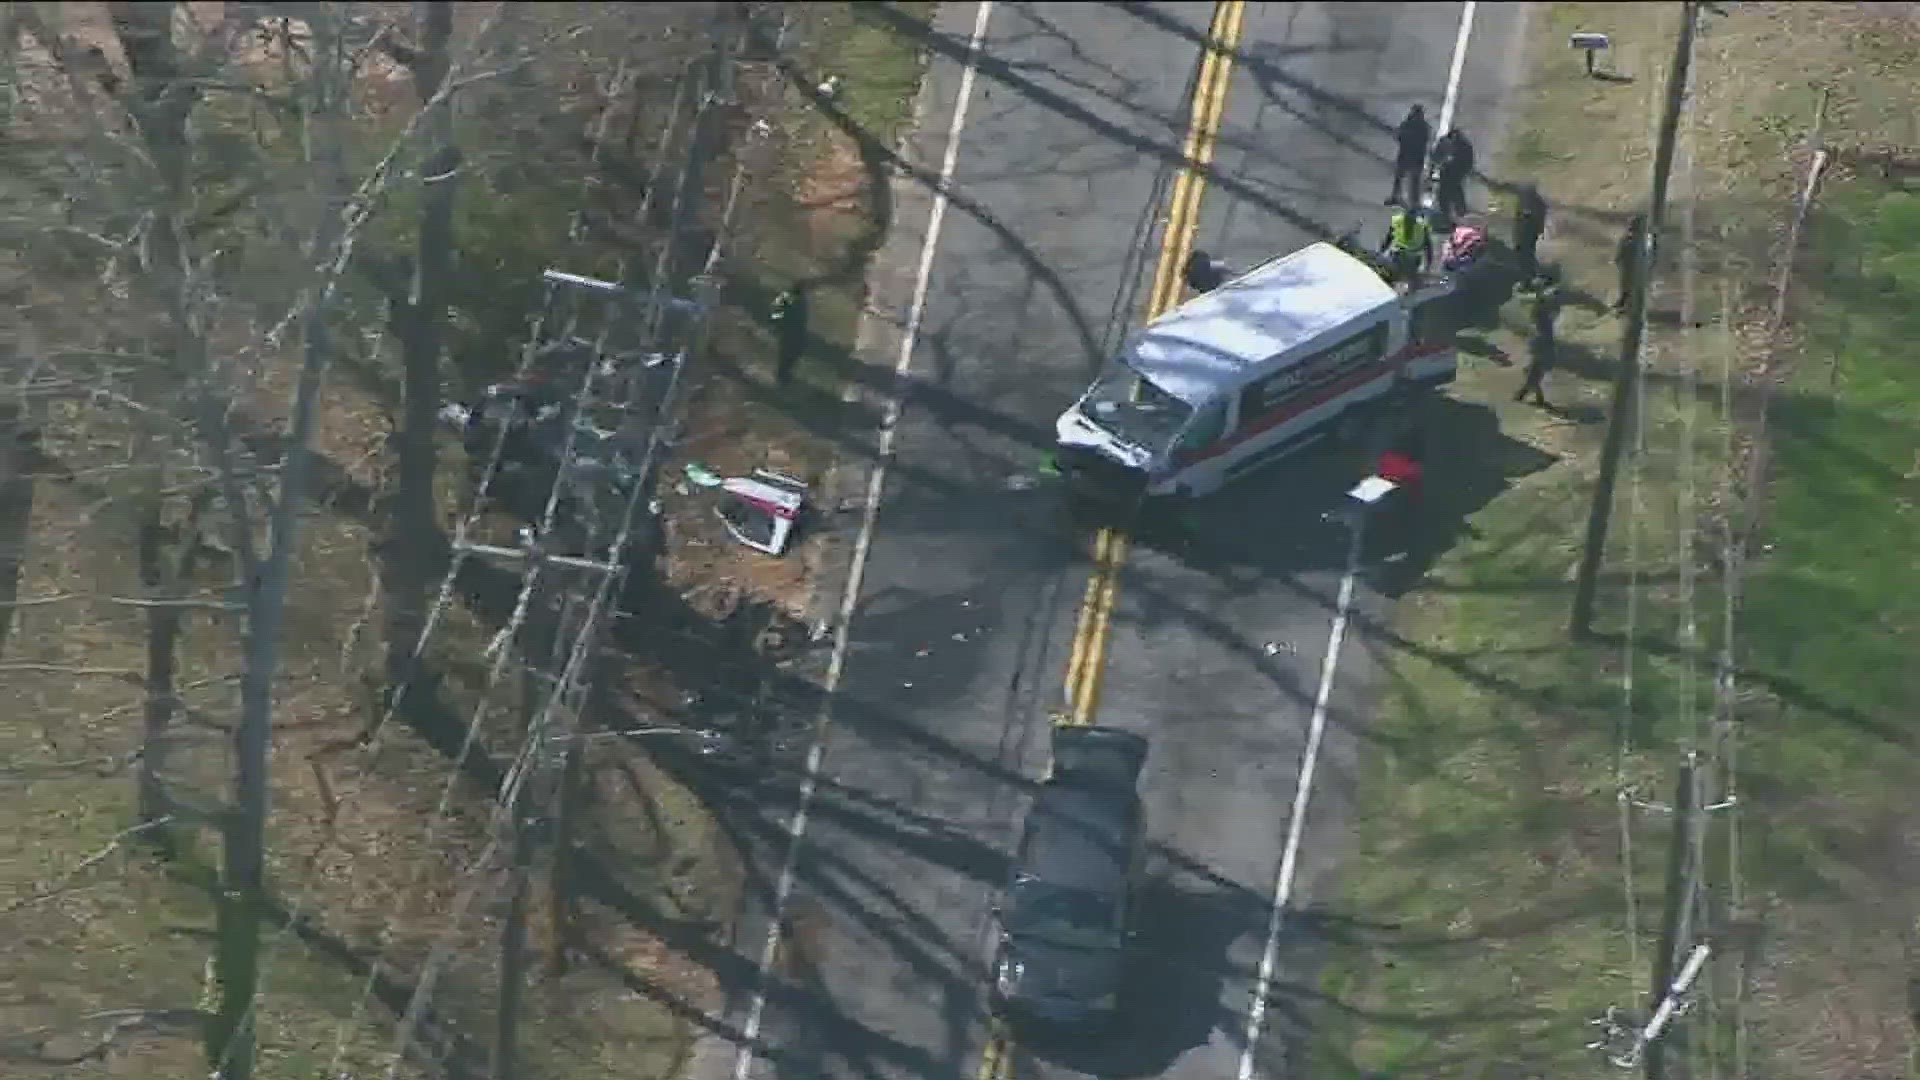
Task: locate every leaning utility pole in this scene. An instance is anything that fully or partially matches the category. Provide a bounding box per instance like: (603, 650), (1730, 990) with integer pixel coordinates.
(1645, 753), (1697, 1080)
(479, 260), (652, 1080)
(1570, 0), (1699, 638)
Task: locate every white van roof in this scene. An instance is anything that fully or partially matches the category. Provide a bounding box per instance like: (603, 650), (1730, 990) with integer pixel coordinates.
(1126, 241), (1397, 406)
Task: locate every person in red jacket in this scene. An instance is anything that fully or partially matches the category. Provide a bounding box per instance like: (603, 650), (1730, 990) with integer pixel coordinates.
(1372, 428), (1425, 561)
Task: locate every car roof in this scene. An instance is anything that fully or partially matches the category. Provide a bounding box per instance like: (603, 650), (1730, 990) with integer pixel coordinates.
(1052, 726), (1148, 789)
(1016, 780), (1139, 895)
(1124, 241), (1397, 406)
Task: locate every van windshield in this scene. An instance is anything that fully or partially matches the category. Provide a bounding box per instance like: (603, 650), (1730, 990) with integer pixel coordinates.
(1079, 360), (1193, 456)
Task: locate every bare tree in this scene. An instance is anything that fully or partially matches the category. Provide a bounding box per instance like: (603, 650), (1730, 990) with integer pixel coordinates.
(369, 0), (460, 730)
(204, 8), (354, 1076)
(101, 0), (256, 859)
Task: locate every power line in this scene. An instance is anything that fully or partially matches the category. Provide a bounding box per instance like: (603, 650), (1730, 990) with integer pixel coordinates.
(1571, 0), (1700, 638)
(1669, 81), (1728, 1080)
(351, 49), (700, 765)
(189, 5), (751, 1074)
(1714, 267), (1750, 1079)
(355, 277), (655, 1077)
(318, 280), (614, 1078)
(299, 37), (716, 1080)
(1611, 9), (1677, 1022)
(344, 12), (756, 1072)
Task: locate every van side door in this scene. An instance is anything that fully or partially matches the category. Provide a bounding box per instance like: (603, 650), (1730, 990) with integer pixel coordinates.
(1397, 280), (1459, 388)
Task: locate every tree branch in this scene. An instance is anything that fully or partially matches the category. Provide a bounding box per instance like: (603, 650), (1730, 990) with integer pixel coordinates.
(0, 751), (139, 782)
(0, 663), (142, 680)
(0, 592), (78, 608)
(0, 1008), (207, 1066)
(1, 817), (176, 916)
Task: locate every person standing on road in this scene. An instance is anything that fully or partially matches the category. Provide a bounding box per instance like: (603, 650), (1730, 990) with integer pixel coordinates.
(1387, 104), (1431, 206)
(1513, 183), (1548, 289)
(1184, 249), (1229, 294)
(1515, 278), (1563, 406)
(1613, 213), (1647, 314)
(1431, 128), (1476, 220)
(770, 282), (810, 387)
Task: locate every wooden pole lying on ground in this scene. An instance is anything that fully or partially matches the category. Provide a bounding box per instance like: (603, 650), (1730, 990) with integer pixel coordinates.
(1570, 0), (1699, 639)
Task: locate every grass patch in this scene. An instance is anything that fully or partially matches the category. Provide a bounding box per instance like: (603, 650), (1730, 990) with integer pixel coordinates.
(1310, 3), (1920, 1077)
(1747, 184), (1920, 737)
(1727, 177), (1920, 1077)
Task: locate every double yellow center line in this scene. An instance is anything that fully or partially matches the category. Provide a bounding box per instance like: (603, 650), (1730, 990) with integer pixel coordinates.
(983, 5), (1246, 1078)
(1059, 0), (1246, 731)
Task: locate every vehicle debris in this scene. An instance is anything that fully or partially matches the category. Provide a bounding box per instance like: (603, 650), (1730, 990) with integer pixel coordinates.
(714, 468), (810, 556)
(684, 461), (725, 488)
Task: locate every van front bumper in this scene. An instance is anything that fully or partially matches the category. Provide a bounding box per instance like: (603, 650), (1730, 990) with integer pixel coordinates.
(1055, 444), (1152, 522)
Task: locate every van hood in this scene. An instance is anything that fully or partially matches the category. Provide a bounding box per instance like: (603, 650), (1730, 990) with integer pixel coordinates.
(1056, 409), (1155, 472)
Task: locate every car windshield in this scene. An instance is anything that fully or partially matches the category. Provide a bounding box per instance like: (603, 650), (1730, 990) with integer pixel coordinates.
(1078, 360), (1193, 456)
(1003, 878), (1121, 950)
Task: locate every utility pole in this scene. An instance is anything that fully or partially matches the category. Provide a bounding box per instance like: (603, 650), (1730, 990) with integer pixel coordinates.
(1589, 752), (1732, 1071)
(477, 538), (616, 1080)
(474, 264), (641, 1077)
(1646, 752), (1697, 1080)
(1570, 0), (1699, 638)
(527, 267), (651, 979)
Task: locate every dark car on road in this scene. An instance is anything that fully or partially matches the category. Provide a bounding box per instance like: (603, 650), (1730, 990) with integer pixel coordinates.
(991, 725), (1148, 1035)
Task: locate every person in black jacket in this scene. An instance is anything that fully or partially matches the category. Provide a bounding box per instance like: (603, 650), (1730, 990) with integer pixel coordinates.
(1387, 105), (1431, 206)
(770, 282), (810, 386)
(1184, 249), (1229, 294)
(1513, 183), (1548, 288)
(1431, 128), (1475, 219)
(1515, 278), (1564, 405)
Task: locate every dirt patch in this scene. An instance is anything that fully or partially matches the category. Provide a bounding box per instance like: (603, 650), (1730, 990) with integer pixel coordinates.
(795, 132), (874, 244)
(651, 3), (929, 627)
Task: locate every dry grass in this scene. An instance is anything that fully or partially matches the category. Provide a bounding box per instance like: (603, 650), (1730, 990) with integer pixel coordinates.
(1311, 3), (1920, 1078)
(0, 2), (933, 1077)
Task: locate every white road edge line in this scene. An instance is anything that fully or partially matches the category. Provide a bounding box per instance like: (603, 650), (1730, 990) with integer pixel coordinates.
(1435, 0), (1478, 138)
(729, 4), (997, 1078)
(1235, 5), (1477, 1077)
(1235, 524), (1362, 1080)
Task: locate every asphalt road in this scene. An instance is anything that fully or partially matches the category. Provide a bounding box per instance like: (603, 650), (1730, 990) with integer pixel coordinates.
(691, 4), (1530, 1080)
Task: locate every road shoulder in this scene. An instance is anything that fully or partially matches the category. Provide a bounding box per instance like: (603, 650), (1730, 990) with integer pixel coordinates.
(1310, 4), (1920, 1076)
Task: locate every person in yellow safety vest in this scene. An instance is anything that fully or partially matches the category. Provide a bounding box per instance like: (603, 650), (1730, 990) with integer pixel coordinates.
(1377, 205), (1434, 285)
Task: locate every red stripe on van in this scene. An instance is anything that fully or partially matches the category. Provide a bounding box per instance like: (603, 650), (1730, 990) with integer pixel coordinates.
(1170, 341), (1450, 468)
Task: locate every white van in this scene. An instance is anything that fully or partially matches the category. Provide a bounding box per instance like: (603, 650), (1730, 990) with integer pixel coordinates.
(1054, 241), (1456, 504)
